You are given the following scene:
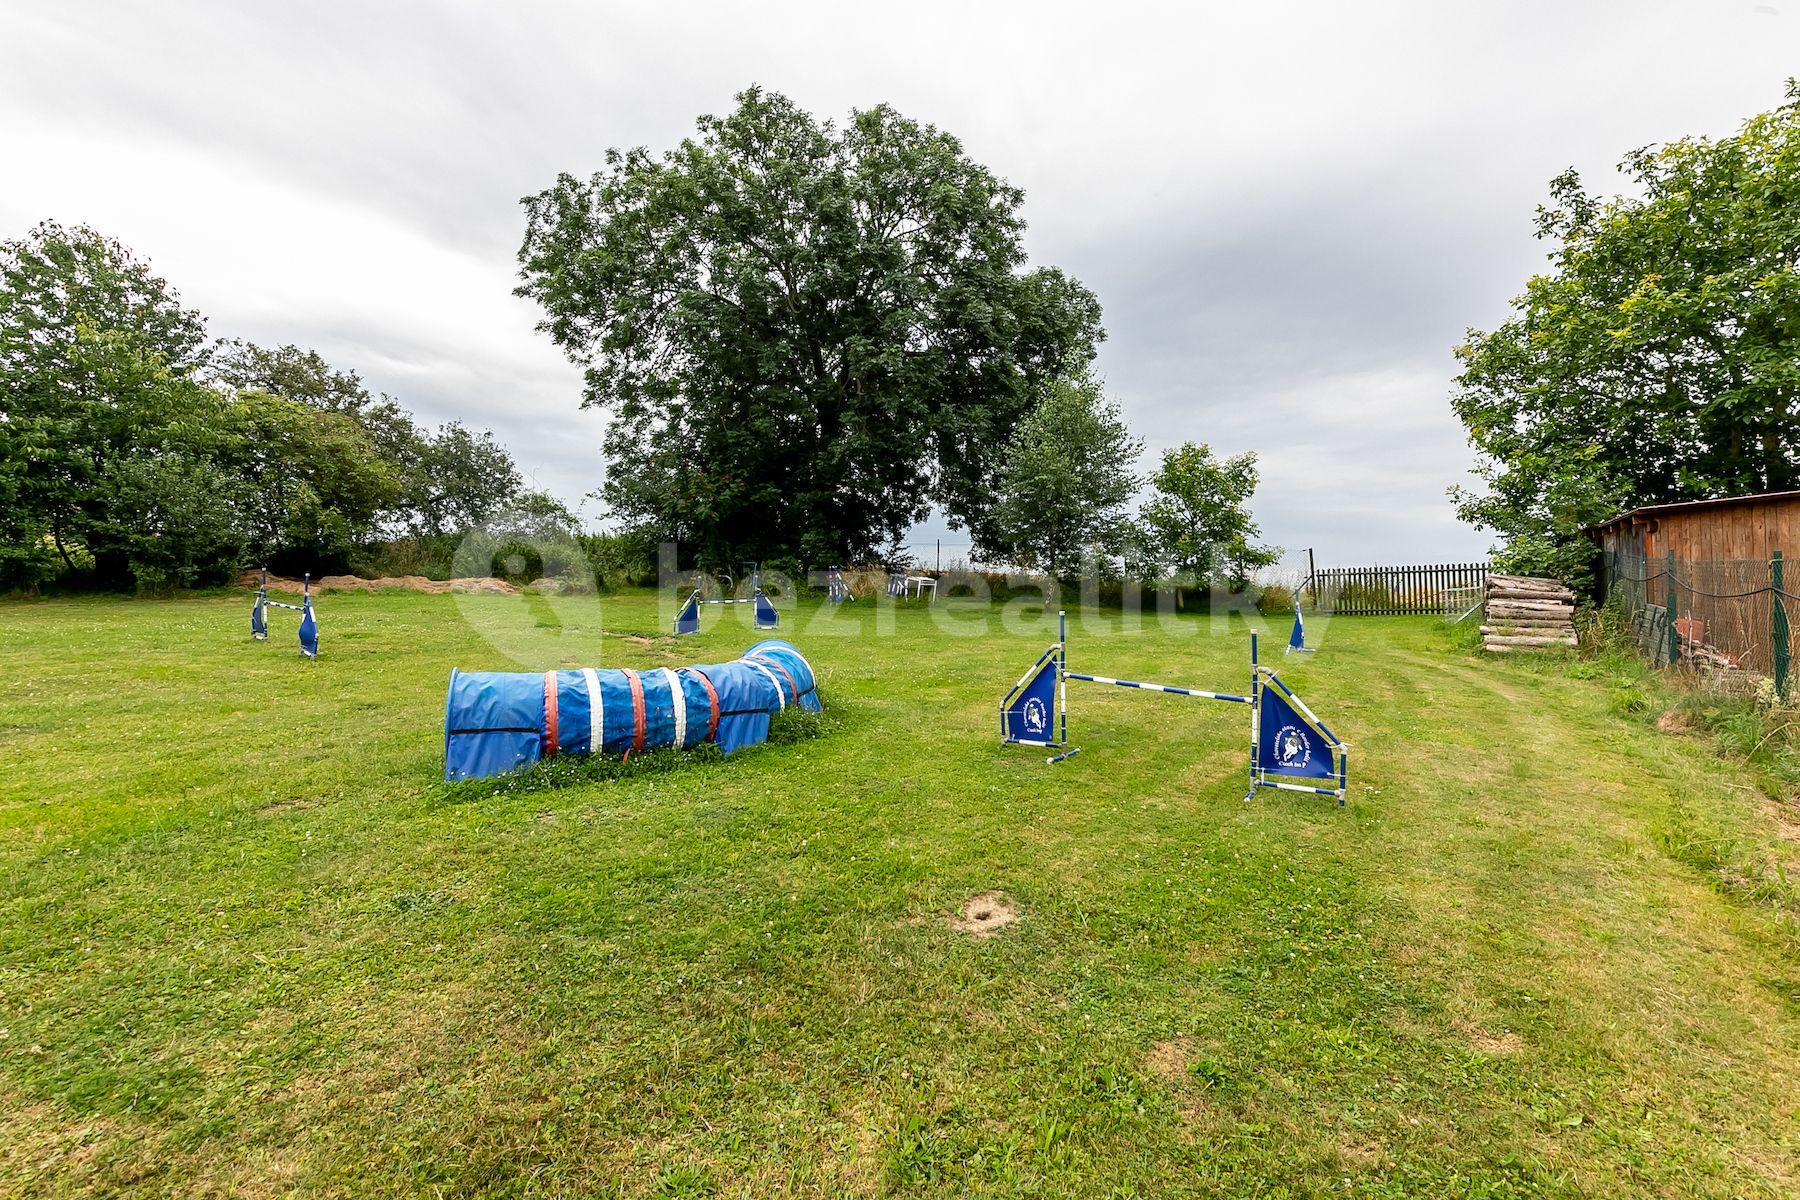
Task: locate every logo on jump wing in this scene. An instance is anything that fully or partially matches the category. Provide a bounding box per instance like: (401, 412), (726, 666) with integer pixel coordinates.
(1274, 725), (1311, 770)
(1023, 697), (1048, 735)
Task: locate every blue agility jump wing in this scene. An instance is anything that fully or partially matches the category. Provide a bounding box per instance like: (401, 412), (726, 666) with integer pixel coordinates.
(754, 590), (778, 629)
(247, 567), (317, 660)
(999, 612), (1348, 804)
(674, 591), (701, 636)
(1000, 646), (1063, 748)
(298, 591), (319, 659)
(1285, 583), (1316, 654)
(1250, 671), (1347, 803)
(251, 566), (269, 639)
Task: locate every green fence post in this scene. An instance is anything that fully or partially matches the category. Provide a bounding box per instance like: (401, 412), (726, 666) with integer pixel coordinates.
(1665, 549), (1679, 667)
(1775, 550), (1790, 701)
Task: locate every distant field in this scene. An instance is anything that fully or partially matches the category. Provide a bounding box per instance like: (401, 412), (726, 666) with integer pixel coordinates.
(1, 589), (1795, 1198)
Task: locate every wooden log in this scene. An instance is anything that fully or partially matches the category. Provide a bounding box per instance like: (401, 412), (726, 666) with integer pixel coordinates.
(1487, 580), (1576, 596)
(1486, 597), (1574, 609)
(1482, 633), (1577, 647)
(1480, 614), (1572, 626)
(1489, 574), (1570, 590)
(1488, 589), (1576, 605)
(1487, 604), (1575, 618)
(1488, 592), (1576, 605)
(1487, 586), (1571, 598)
(1481, 624), (1575, 635)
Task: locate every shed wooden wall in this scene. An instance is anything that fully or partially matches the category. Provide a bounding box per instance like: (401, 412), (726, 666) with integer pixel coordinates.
(1597, 495), (1800, 676)
(1600, 495), (1800, 565)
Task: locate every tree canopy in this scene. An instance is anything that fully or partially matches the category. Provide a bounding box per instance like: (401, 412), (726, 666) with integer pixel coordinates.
(990, 372), (1142, 581)
(517, 87), (1103, 567)
(1136, 443), (1278, 592)
(0, 222), (530, 590)
(1453, 83), (1800, 581)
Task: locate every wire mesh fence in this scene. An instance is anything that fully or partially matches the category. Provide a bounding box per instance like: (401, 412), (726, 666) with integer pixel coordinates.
(1602, 549), (1795, 698)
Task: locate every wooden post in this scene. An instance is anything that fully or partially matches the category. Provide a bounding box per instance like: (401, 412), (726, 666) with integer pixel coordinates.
(1775, 551), (1790, 701)
(1665, 549), (1679, 667)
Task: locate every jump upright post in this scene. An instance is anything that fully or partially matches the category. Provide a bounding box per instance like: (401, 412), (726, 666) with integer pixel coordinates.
(827, 568), (852, 603)
(1287, 547), (1319, 654)
(250, 567), (319, 659)
(674, 566), (778, 636)
(999, 610), (1347, 804)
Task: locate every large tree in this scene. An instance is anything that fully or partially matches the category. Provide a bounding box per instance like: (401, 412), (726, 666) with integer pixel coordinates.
(209, 340), (525, 538)
(0, 222), (213, 587)
(1453, 83), (1800, 583)
(0, 223), (533, 589)
(991, 372), (1142, 581)
(1137, 443), (1278, 592)
(516, 87), (1103, 566)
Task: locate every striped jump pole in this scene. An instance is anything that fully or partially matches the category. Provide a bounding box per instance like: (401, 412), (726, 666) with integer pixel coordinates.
(999, 610), (1347, 804)
(248, 567), (318, 659)
(673, 572), (779, 635)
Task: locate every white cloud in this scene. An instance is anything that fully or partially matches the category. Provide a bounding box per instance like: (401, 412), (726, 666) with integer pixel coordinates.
(3, 0), (1795, 557)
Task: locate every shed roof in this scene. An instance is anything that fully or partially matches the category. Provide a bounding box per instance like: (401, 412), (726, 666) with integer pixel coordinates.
(1591, 489), (1800, 534)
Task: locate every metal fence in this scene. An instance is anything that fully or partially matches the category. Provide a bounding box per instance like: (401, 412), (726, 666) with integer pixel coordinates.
(1603, 549), (1794, 699)
(1311, 562), (1490, 616)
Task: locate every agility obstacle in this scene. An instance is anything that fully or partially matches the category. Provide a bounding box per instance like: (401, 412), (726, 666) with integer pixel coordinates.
(250, 568), (318, 659)
(673, 568), (777, 635)
(443, 638), (820, 780)
(999, 610), (1347, 803)
(827, 568), (852, 603)
(1287, 550), (1319, 654)
(1286, 581), (1316, 654)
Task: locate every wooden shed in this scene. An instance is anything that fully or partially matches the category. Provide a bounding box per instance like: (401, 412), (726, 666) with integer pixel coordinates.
(1591, 489), (1800, 566)
(1592, 490), (1800, 682)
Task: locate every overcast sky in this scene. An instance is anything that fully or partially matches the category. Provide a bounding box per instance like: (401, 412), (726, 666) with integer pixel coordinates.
(4, 2), (1796, 569)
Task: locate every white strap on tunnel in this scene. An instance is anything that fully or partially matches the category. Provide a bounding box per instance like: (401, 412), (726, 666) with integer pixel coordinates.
(660, 667), (687, 748)
(744, 659), (786, 711)
(581, 668), (603, 753)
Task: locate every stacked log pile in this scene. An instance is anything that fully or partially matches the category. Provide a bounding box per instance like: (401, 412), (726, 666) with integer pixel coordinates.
(1481, 574), (1576, 652)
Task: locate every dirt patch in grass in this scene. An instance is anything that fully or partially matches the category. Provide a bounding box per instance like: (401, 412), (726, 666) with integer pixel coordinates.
(1764, 796), (1800, 842)
(1145, 1037), (1194, 1081)
(1656, 708), (1693, 733)
(1338, 1140), (1389, 1169)
(1456, 1020), (1524, 1057)
(947, 891), (1016, 937)
(257, 797), (312, 816)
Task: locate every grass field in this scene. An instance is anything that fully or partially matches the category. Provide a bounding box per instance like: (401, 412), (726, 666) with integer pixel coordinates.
(1, 589), (1797, 1198)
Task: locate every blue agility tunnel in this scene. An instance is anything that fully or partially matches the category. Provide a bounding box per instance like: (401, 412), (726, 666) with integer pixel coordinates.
(443, 639), (821, 781)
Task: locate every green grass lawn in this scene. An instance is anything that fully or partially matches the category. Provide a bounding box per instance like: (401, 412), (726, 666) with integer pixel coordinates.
(1, 589), (1796, 1198)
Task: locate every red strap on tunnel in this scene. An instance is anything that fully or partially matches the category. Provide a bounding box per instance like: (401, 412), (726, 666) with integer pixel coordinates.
(542, 671), (559, 758)
(622, 668), (647, 752)
(748, 653), (799, 703)
(691, 668), (721, 742)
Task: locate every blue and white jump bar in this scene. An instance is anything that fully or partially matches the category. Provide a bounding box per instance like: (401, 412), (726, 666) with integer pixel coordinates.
(673, 570), (778, 636)
(999, 609), (1348, 804)
(249, 567), (318, 659)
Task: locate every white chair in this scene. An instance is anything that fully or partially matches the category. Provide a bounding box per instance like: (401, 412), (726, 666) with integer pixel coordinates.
(905, 575), (938, 602)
